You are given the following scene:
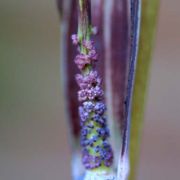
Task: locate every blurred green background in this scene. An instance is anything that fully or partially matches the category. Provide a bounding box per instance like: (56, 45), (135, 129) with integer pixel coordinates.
(0, 0), (179, 180)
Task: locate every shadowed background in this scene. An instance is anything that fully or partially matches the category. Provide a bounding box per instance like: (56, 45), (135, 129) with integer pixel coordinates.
(0, 0), (179, 180)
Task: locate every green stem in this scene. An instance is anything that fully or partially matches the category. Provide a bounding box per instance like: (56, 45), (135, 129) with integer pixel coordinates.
(78, 0), (92, 74)
(78, 0), (91, 52)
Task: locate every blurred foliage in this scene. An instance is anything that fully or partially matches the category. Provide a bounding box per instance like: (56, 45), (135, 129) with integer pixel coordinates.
(129, 0), (160, 179)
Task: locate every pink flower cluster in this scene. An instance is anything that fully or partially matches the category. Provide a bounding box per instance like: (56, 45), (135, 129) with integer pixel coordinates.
(75, 71), (103, 101)
(72, 34), (98, 70)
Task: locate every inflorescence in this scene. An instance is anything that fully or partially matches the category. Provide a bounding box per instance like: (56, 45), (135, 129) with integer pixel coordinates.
(72, 34), (114, 170)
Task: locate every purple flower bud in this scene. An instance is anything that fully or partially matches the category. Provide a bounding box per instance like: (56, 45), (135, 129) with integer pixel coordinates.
(87, 86), (104, 100)
(82, 154), (89, 164)
(78, 89), (88, 101)
(102, 140), (110, 149)
(75, 74), (88, 89)
(78, 86), (104, 101)
(74, 54), (91, 70)
(88, 71), (101, 86)
(104, 160), (112, 167)
(81, 142), (113, 169)
(79, 106), (89, 122)
(94, 102), (106, 115)
(99, 148), (113, 160)
(81, 139), (90, 146)
(71, 34), (79, 45)
(105, 151), (113, 161)
(81, 127), (89, 136)
(96, 127), (109, 138)
(88, 49), (98, 60)
(92, 114), (106, 125)
(83, 101), (95, 112)
(82, 40), (94, 50)
(82, 153), (103, 169)
(89, 139), (94, 147)
(75, 71), (102, 90)
(94, 145), (100, 153)
(94, 156), (101, 167)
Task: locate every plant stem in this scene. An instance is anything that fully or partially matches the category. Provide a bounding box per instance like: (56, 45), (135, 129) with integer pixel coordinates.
(78, 0), (92, 75)
(78, 0), (91, 42)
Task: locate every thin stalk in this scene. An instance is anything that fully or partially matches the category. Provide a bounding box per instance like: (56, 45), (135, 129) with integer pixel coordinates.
(78, 0), (92, 75)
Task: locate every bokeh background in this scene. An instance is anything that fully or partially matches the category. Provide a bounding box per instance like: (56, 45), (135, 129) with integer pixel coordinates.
(0, 0), (179, 179)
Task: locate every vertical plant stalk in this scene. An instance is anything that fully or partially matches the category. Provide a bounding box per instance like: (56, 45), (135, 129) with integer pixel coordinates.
(71, 0), (116, 179)
(57, 0), (158, 179)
